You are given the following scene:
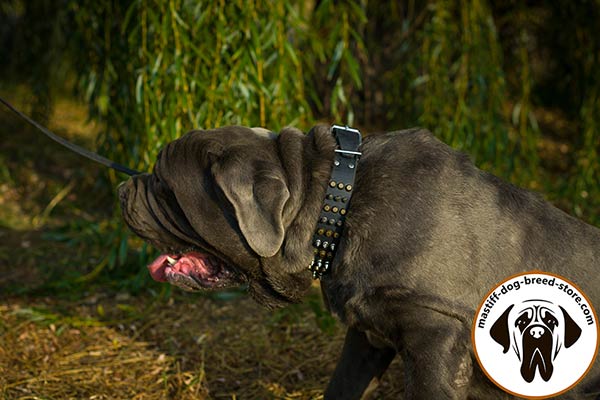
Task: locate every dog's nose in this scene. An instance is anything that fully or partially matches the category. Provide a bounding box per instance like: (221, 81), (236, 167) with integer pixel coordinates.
(529, 326), (544, 339)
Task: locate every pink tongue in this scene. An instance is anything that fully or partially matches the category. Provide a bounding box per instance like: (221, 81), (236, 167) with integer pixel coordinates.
(147, 254), (169, 282)
(147, 252), (212, 283)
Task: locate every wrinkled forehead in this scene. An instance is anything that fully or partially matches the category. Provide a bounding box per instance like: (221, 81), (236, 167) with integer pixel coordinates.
(154, 126), (276, 170)
(513, 301), (560, 321)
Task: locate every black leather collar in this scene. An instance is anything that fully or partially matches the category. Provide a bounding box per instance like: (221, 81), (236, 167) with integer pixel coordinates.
(309, 125), (362, 279)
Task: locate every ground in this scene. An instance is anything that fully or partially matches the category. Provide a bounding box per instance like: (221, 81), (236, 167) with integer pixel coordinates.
(0, 95), (405, 399)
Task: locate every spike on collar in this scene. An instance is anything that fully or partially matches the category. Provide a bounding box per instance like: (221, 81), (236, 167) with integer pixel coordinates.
(309, 125), (362, 279)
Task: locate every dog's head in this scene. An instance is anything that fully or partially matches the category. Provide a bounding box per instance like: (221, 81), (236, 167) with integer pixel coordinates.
(118, 125), (336, 308)
(490, 300), (582, 382)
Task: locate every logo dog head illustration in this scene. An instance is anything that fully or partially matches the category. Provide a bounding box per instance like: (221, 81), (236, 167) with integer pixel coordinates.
(490, 300), (582, 382)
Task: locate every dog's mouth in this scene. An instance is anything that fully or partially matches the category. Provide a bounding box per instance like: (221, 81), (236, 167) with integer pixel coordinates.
(147, 251), (244, 291)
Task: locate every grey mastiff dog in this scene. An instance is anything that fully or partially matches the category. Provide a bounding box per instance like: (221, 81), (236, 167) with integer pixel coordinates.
(118, 125), (600, 399)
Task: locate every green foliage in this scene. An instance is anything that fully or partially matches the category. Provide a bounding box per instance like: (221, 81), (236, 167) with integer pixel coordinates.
(573, 87), (600, 220)
(420, 0), (511, 174)
(308, 0), (367, 124)
(69, 0), (366, 171)
(569, 15), (600, 223)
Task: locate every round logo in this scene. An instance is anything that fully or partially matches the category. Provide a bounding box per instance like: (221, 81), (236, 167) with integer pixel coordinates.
(472, 271), (599, 398)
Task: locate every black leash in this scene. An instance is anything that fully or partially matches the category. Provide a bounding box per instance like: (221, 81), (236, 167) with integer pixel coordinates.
(0, 96), (140, 176)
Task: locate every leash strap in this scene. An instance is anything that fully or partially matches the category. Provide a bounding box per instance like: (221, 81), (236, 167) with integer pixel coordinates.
(0, 96), (140, 176)
(309, 125), (362, 279)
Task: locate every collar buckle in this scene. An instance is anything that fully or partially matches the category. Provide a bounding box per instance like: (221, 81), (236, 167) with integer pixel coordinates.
(334, 149), (362, 156)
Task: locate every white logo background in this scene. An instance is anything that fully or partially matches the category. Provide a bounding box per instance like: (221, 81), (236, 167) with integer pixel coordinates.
(473, 272), (598, 398)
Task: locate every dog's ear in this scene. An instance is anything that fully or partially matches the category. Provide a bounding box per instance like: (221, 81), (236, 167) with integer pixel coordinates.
(212, 158), (290, 258)
(490, 304), (514, 353)
(559, 306), (582, 348)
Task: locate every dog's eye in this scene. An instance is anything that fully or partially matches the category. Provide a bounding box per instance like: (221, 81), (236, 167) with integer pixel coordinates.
(546, 318), (557, 327)
(515, 313), (532, 332)
(540, 310), (558, 328)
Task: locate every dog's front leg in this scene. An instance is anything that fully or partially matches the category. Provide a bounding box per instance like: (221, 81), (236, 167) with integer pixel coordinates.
(400, 310), (473, 400)
(324, 327), (396, 400)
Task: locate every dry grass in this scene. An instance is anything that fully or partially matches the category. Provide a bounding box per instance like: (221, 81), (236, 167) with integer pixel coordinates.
(0, 292), (404, 400)
(0, 301), (203, 400)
